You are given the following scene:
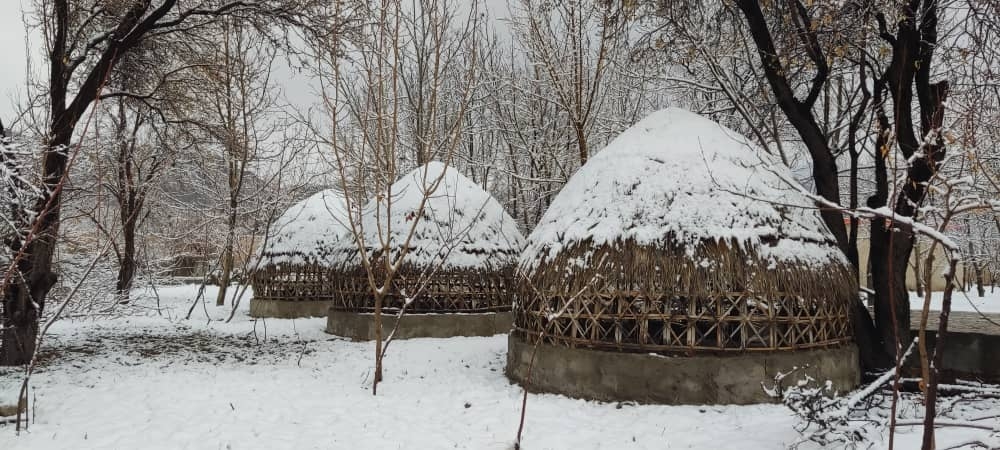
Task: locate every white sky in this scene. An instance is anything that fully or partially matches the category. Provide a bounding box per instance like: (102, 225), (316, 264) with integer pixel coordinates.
(0, 0), (512, 126)
(1, 1), (31, 121)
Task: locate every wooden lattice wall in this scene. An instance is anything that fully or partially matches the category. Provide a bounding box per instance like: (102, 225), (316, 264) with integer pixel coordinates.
(514, 239), (857, 353)
(514, 291), (852, 352)
(251, 263), (337, 303)
(331, 268), (515, 314)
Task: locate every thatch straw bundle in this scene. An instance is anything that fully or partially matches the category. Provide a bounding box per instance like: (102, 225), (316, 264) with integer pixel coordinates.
(515, 108), (857, 353)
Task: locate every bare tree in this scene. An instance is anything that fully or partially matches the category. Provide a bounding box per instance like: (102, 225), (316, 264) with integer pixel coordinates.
(193, 20), (284, 306)
(317, 0), (480, 394)
(510, 0), (631, 166)
(1, 0), (330, 365)
(103, 99), (178, 299)
(639, 0), (968, 370)
(641, 1), (999, 446)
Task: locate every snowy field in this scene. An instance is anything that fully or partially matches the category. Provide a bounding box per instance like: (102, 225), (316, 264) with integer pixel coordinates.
(909, 289), (1000, 315)
(0, 284), (996, 449)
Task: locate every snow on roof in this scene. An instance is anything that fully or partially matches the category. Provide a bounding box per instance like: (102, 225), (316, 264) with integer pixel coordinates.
(521, 107), (846, 270)
(260, 189), (350, 266)
(332, 162), (525, 271)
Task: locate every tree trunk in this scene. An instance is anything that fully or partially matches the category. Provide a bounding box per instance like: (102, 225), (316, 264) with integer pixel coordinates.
(974, 262), (985, 298)
(373, 294), (383, 394)
(873, 0), (947, 369)
(115, 221), (137, 301)
(921, 258), (959, 450)
(847, 151), (860, 273)
(851, 294), (887, 371)
(859, 91), (897, 370)
(735, 0), (884, 370)
(215, 202), (237, 306)
(573, 122), (588, 166)
(1, 129), (69, 365)
(115, 102), (140, 301)
(913, 239), (924, 297)
(2, 272), (44, 365)
(116, 214), (138, 299)
(870, 221), (914, 363)
(215, 247), (233, 306)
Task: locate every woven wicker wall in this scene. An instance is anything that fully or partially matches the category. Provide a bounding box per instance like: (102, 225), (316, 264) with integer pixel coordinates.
(514, 239), (856, 353)
(251, 263), (337, 303)
(331, 267), (515, 314)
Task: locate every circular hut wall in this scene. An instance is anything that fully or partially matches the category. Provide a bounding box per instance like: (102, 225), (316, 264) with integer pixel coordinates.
(504, 107), (862, 404)
(506, 241), (862, 404)
(249, 263), (337, 319)
(325, 268), (515, 340)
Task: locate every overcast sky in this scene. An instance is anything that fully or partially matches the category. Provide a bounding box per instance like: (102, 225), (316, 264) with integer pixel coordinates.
(0, 1), (513, 128)
(1, 1), (31, 121)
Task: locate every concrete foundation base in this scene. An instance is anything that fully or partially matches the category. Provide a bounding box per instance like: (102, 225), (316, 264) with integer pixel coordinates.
(326, 309), (512, 340)
(249, 299), (333, 318)
(506, 334), (860, 405)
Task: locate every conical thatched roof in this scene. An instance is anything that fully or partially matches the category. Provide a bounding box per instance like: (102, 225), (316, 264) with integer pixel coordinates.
(331, 162), (525, 271)
(521, 107), (852, 295)
(259, 189), (350, 266)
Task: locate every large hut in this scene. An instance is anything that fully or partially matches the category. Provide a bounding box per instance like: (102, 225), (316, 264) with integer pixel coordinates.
(250, 189), (349, 318)
(326, 162), (525, 339)
(507, 108), (860, 404)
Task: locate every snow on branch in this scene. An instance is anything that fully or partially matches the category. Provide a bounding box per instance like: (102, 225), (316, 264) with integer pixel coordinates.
(768, 163), (971, 257)
(0, 127), (43, 251)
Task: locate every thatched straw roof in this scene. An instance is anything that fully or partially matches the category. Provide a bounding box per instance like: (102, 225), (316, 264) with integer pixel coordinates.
(258, 189), (349, 267)
(521, 107), (852, 291)
(514, 108), (855, 352)
(330, 162), (525, 272)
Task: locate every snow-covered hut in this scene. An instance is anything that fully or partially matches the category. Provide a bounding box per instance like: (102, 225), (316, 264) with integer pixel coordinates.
(506, 108), (860, 404)
(250, 189), (350, 318)
(326, 162), (526, 339)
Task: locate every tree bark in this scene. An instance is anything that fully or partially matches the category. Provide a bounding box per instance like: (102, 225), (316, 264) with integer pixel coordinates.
(2, 0), (174, 366)
(914, 239), (924, 297)
(574, 122), (588, 166)
(866, 80), (903, 368)
(921, 258), (958, 450)
(1, 129), (69, 365)
(114, 100), (141, 300)
(871, 0), (948, 366)
(215, 195), (238, 306)
(869, 222), (914, 361)
(735, 0), (886, 369)
(116, 212), (139, 298)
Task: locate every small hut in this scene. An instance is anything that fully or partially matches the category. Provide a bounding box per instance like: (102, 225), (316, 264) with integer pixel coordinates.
(250, 189), (349, 318)
(507, 108), (860, 404)
(326, 162), (525, 340)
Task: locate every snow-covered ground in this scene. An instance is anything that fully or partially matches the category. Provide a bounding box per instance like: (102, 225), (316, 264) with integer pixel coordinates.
(909, 289), (1000, 314)
(0, 284), (996, 449)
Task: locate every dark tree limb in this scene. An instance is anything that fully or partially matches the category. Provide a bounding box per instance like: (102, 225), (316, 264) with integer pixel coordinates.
(735, 0), (849, 255)
(735, 0), (887, 369)
(2, 0), (329, 365)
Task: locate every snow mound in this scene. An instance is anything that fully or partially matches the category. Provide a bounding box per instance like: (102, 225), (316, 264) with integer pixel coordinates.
(331, 162), (525, 270)
(259, 189), (350, 266)
(521, 107), (845, 270)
